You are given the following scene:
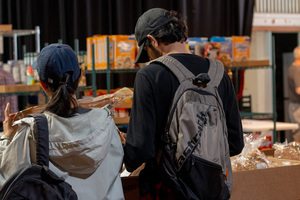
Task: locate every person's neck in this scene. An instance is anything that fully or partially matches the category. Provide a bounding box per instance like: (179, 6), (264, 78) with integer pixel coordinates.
(293, 59), (300, 66)
(160, 42), (191, 56)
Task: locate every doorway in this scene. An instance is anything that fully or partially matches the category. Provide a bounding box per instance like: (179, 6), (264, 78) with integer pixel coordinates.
(273, 33), (298, 142)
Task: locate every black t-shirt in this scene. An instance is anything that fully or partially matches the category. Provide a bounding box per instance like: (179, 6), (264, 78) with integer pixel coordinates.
(124, 53), (244, 172)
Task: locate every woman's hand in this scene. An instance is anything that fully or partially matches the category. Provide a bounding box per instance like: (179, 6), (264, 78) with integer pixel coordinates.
(3, 103), (18, 139)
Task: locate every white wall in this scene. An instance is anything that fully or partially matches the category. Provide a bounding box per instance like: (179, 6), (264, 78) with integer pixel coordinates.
(243, 31), (273, 113)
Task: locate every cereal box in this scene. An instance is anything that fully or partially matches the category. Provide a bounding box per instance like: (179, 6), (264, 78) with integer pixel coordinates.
(111, 35), (136, 69)
(204, 42), (221, 60)
(232, 36), (251, 62)
(210, 36), (233, 64)
(188, 37), (208, 57)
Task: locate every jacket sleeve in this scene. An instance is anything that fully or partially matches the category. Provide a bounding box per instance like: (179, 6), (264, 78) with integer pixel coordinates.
(0, 121), (34, 188)
(220, 73), (244, 157)
(124, 71), (157, 172)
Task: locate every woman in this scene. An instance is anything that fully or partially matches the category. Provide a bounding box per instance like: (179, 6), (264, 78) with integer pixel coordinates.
(0, 44), (124, 200)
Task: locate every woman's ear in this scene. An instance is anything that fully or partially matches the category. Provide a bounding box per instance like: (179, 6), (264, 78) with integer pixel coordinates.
(39, 78), (48, 91)
(147, 35), (158, 47)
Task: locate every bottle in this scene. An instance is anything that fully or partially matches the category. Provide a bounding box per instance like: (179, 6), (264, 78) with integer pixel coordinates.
(27, 65), (35, 85)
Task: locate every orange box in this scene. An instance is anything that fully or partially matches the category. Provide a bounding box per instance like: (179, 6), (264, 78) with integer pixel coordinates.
(111, 35), (136, 69)
(87, 35), (136, 70)
(232, 36), (250, 62)
(0, 24), (12, 31)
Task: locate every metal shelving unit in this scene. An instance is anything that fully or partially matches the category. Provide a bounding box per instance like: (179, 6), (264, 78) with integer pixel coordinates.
(0, 26), (42, 109)
(225, 62), (277, 142)
(85, 37), (140, 97)
(0, 26), (40, 61)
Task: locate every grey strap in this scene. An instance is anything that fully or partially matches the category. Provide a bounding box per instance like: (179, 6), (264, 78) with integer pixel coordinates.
(206, 58), (224, 88)
(152, 55), (195, 83)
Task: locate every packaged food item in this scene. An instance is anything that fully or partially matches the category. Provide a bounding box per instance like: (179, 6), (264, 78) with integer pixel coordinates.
(273, 140), (300, 160)
(27, 65), (35, 85)
(87, 35), (136, 70)
(204, 42), (221, 59)
(188, 37), (208, 57)
(86, 37), (94, 70)
(112, 35), (136, 69)
(231, 134), (271, 171)
(231, 36), (250, 62)
(210, 36), (233, 65)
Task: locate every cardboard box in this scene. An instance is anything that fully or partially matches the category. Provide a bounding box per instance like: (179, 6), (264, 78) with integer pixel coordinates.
(122, 158), (300, 200)
(230, 163), (300, 200)
(0, 24), (12, 31)
(0, 84), (41, 93)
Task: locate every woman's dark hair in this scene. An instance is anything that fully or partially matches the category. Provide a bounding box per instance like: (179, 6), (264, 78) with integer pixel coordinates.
(44, 71), (81, 117)
(144, 10), (188, 47)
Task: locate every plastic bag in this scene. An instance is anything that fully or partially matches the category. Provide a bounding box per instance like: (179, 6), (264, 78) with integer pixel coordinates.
(231, 134), (271, 171)
(273, 140), (300, 160)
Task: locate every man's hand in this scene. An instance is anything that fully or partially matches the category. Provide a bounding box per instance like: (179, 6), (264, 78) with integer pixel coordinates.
(116, 126), (126, 145)
(3, 103), (18, 139)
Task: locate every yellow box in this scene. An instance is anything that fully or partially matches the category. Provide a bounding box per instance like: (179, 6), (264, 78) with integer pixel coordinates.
(86, 37), (93, 70)
(87, 35), (137, 70)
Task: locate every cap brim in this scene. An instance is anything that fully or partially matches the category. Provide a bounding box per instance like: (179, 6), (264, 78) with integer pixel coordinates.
(135, 42), (150, 63)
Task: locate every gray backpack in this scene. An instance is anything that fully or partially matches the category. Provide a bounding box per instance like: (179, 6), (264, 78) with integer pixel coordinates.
(153, 56), (232, 200)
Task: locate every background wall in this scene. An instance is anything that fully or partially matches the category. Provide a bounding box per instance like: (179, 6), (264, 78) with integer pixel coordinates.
(0, 0), (254, 61)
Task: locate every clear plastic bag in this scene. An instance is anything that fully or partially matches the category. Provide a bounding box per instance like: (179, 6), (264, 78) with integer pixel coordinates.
(273, 140), (300, 160)
(231, 134), (271, 171)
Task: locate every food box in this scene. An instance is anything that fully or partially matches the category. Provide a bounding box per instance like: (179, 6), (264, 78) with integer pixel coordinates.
(230, 159), (300, 200)
(0, 24), (12, 31)
(86, 35), (136, 70)
(231, 36), (251, 62)
(121, 157), (300, 200)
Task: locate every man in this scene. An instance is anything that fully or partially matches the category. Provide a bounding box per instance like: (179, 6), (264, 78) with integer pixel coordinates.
(288, 46), (300, 142)
(124, 8), (244, 199)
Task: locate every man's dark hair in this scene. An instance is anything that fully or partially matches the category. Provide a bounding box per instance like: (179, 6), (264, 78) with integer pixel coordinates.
(145, 10), (188, 46)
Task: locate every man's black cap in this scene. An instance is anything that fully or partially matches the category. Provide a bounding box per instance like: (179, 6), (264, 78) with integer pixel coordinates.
(134, 8), (173, 63)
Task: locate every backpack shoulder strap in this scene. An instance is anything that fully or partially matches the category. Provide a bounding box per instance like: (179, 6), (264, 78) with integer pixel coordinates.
(152, 55), (195, 83)
(29, 113), (49, 167)
(206, 58), (224, 88)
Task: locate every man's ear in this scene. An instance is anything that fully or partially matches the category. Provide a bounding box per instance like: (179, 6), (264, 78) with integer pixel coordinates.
(147, 35), (158, 47)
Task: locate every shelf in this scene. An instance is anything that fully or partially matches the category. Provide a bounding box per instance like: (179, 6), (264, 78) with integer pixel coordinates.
(0, 26), (40, 60)
(242, 119), (299, 132)
(114, 116), (130, 124)
(77, 86), (94, 92)
(240, 111), (273, 118)
(0, 84), (42, 96)
(224, 60), (270, 70)
(0, 29), (37, 37)
(116, 101), (132, 109)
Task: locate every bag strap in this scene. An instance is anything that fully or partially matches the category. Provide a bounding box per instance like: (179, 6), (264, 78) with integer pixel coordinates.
(29, 113), (49, 167)
(206, 58), (224, 89)
(152, 55), (195, 83)
(152, 56), (224, 89)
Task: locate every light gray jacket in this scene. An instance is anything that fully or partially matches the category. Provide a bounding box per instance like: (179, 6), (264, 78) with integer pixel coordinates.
(0, 107), (124, 200)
